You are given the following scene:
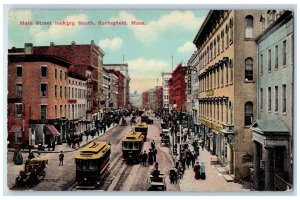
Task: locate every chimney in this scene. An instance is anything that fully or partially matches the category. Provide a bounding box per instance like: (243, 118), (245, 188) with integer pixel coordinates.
(24, 43), (33, 54)
(91, 40), (94, 45)
(50, 42), (55, 46)
(71, 41), (76, 45)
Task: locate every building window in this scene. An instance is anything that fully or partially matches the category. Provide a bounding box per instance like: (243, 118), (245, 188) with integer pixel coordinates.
(229, 58), (233, 84)
(245, 16), (254, 38)
(15, 103), (22, 118)
(260, 88), (263, 111)
(217, 35), (220, 55)
(214, 39), (216, 58)
(16, 66), (22, 77)
(260, 54), (264, 75)
(16, 84), (22, 97)
(41, 83), (48, 97)
(229, 101), (233, 124)
(226, 24), (229, 48)
(65, 72), (67, 80)
(60, 86), (62, 98)
(60, 105), (62, 118)
(55, 85), (57, 97)
(221, 66), (224, 86)
(60, 70), (62, 80)
(226, 62), (228, 85)
(221, 30), (224, 52)
(275, 45), (279, 70)
(55, 69), (57, 79)
(65, 86), (67, 98)
(275, 86), (278, 112)
(40, 105), (47, 120)
(282, 84), (286, 113)
(268, 87), (272, 111)
(65, 105), (67, 117)
(210, 43), (213, 61)
(41, 66), (47, 77)
(282, 40), (287, 66)
(230, 18), (233, 43)
(55, 105), (57, 118)
(72, 88), (74, 98)
(245, 101), (253, 126)
(217, 68), (220, 87)
(268, 49), (272, 72)
(245, 57), (253, 81)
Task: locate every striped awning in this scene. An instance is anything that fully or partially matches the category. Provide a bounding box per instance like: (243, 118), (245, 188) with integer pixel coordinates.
(44, 125), (61, 136)
(9, 125), (22, 133)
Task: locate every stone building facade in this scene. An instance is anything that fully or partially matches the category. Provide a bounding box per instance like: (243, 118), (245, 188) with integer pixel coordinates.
(251, 10), (293, 191)
(194, 10), (265, 181)
(161, 72), (172, 110)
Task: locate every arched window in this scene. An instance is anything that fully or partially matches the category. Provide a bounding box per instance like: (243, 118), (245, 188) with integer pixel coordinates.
(229, 101), (233, 124)
(245, 57), (253, 81)
(245, 16), (254, 38)
(245, 101), (253, 126)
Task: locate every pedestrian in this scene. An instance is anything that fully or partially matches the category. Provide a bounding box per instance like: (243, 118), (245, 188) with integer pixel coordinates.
(200, 162), (206, 180)
(51, 138), (56, 151)
(13, 148), (23, 165)
(193, 161), (201, 180)
(148, 149), (154, 165)
(141, 150), (148, 167)
(181, 156), (186, 172)
(201, 141), (205, 151)
(186, 155), (191, 169)
(59, 151), (64, 166)
(191, 151), (196, 167)
(152, 148), (157, 163)
(169, 168), (177, 184)
(28, 149), (35, 160)
(151, 140), (155, 149)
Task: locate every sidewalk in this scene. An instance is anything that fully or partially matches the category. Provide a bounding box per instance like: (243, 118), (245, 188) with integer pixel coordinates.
(8, 123), (118, 154)
(178, 138), (250, 192)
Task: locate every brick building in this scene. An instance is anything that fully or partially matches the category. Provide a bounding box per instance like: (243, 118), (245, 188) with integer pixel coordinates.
(107, 69), (125, 109)
(155, 86), (163, 113)
(142, 91), (149, 109)
(168, 64), (187, 112)
(8, 53), (71, 148)
(9, 41), (105, 125)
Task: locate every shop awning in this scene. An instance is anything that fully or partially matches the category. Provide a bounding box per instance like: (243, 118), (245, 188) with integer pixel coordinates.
(44, 125), (61, 136)
(9, 125), (22, 133)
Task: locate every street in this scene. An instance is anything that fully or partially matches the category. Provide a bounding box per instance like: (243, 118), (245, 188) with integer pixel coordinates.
(7, 116), (248, 192)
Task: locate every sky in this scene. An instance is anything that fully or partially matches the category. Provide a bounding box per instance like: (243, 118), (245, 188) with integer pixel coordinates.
(8, 9), (208, 93)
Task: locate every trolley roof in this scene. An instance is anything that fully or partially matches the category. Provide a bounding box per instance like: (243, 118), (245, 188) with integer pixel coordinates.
(75, 141), (111, 159)
(135, 122), (148, 128)
(122, 131), (144, 142)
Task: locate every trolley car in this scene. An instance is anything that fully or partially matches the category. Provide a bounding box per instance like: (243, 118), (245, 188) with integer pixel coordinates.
(75, 141), (111, 189)
(122, 131), (144, 163)
(134, 122), (148, 141)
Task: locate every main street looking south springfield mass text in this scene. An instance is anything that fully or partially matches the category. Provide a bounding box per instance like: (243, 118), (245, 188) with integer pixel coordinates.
(19, 20), (145, 26)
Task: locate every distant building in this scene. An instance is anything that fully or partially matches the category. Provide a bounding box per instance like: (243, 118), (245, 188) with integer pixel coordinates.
(8, 53), (71, 148)
(148, 88), (156, 111)
(161, 72), (172, 111)
(104, 64), (130, 109)
(168, 64), (187, 112)
(142, 91), (149, 109)
(67, 73), (87, 139)
(251, 10), (293, 191)
(107, 71), (118, 110)
(155, 86), (163, 112)
(130, 90), (142, 108)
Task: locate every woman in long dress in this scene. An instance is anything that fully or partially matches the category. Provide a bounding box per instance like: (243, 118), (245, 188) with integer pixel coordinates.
(193, 161), (201, 180)
(200, 162), (206, 180)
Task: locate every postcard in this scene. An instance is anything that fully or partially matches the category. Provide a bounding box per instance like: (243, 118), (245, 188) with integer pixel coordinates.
(6, 8), (294, 193)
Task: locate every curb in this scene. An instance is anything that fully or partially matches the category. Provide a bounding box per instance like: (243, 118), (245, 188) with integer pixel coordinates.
(7, 124), (119, 154)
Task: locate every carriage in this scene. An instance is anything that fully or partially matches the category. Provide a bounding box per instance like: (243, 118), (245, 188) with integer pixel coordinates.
(122, 131), (144, 164)
(15, 157), (48, 188)
(75, 141), (111, 189)
(148, 173), (166, 191)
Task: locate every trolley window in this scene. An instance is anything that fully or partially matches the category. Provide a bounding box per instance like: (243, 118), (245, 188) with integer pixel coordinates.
(133, 142), (139, 150)
(123, 142), (139, 150)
